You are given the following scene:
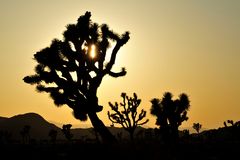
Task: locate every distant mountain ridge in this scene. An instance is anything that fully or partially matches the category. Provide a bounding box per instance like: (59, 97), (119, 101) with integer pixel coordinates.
(1, 112), (236, 142)
(0, 112), (131, 140)
(0, 112), (61, 140)
(0, 112), (146, 141)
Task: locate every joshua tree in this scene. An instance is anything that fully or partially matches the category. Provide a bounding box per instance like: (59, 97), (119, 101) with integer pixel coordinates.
(108, 92), (149, 141)
(62, 124), (73, 141)
(223, 120), (240, 140)
(20, 125), (31, 144)
(224, 120), (240, 127)
(0, 131), (12, 144)
(48, 129), (58, 144)
(193, 123), (202, 134)
(23, 11), (130, 143)
(224, 120), (235, 127)
(150, 92), (190, 143)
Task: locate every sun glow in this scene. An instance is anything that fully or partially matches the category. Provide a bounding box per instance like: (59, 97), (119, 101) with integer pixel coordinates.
(90, 45), (96, 58)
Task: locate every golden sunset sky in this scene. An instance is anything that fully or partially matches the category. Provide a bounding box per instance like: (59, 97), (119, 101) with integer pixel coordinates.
(0, 0), (239, 129)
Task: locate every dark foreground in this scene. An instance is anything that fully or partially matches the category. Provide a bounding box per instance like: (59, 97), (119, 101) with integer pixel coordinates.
(1, 141), (239, 160)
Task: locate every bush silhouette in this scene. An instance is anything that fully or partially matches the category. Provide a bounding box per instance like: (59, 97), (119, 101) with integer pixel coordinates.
(23, 11), (130, 143)
(150, 92), (190, 143)
(62, 124), (73, 141)
(20, 125), (31, 144)
(108, 92), (149, 141)
(48, 129), (58, 144)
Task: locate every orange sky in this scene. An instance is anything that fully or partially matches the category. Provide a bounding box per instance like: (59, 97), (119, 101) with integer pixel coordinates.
(0, 0), (239, 129)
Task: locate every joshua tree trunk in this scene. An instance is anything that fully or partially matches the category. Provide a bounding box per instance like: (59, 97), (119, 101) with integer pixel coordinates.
(171, 126), (179, 144)
(88, 112), (116, 143)
(129, 130), (134, 142)
(85, 86), (117, 143)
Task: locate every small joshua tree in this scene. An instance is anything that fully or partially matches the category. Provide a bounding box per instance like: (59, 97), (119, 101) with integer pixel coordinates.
(223, 120), (240, 127)
(193, 123), (202, 134)
(224, 120), (234, 127)
(20, 125), (31, 144)
(108, 92), (149, 141)
(150, 92), (190, 143)
(62, 124), (73, 141)
(223, 120), (240, 140)
(224, 120), (240, 128)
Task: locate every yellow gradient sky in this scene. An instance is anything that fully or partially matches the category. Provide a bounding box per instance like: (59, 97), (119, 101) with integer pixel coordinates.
(0, 0), (239, 129)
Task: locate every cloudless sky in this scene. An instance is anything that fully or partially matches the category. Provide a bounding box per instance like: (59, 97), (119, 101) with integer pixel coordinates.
(0, 0), (239, 129)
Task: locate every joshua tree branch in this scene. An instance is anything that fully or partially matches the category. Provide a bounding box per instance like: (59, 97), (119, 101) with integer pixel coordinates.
(137, 119), (149, 126)
(108, 68), (126, 78)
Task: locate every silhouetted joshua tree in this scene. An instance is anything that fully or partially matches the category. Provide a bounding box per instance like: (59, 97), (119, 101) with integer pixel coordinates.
(193, 123), (202, 134)
(150, 92), (190, 143)
(108, 92), (149, 141)
(0, 131), (12, 144)
(223, 120), (240, 140)
(224, 120), (234, 127)
(48, 129), (58, 144)
(224, 120), (240, 127)
(23, 11), (130, 143)
(20, 125), (31, 144)
(62, 124), (73, 141)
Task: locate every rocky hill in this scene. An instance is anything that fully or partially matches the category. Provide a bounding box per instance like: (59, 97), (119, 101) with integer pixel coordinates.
(0, 113), (61, 140)
(0, 113), (133, 141)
